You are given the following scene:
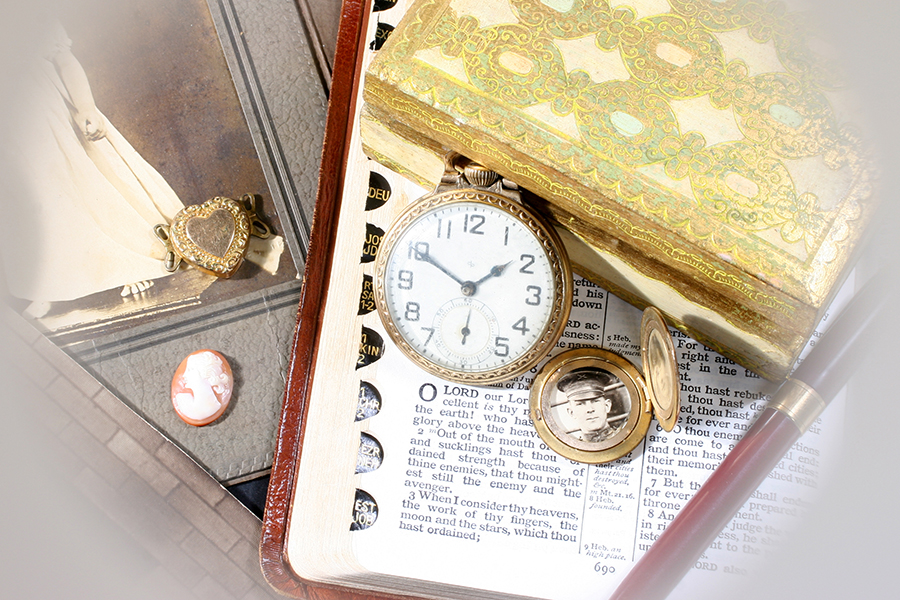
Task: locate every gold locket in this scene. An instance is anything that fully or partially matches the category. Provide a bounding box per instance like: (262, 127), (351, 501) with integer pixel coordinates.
(529, 307), (680, 464)
(154, 194), (271, 278)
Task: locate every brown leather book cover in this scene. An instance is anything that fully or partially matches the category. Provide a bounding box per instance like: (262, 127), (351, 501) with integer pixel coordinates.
(259, 0), (375, 596)
(259, 1), (428, 597)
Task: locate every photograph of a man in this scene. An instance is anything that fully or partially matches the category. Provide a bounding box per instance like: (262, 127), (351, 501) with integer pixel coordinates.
(556, 368), (629, 443)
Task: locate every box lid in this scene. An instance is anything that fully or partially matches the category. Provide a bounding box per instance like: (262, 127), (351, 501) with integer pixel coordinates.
(362, 0), (878, 378)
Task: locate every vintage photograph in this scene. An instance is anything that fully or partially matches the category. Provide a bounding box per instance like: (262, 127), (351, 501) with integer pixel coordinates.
(547, 366), (632, 449)
(1, 0), (301, 344)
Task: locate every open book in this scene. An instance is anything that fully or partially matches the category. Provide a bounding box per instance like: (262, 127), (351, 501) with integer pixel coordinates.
(260, 1), (848, 598)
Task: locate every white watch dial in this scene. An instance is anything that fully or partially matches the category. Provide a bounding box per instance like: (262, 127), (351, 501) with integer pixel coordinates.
(376, 193), (569, 383)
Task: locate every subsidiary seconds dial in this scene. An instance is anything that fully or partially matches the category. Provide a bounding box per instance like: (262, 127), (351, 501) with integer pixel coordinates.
(374, 169), (571, 384)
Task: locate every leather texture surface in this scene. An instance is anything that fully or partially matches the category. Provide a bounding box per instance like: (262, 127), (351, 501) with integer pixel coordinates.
(67, 0), (329, 484)
(305, 0), (343, 68)
(214, 0), (330, 265)
(79, 282), (301, 483)
(260, 0), (368, 595)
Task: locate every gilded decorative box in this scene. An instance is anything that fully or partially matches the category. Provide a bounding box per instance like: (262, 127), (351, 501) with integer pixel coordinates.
(361, 0), (877, 380)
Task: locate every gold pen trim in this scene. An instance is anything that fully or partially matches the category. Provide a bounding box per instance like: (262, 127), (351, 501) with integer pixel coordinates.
(768, 378), (826, 433)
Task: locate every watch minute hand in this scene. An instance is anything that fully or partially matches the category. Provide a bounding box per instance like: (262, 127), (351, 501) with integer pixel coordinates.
(418, 250), (465, 286)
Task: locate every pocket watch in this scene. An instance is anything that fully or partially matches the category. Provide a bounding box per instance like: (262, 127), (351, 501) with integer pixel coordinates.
(529, 307), (681, 464)
(373, 155), (572, 384)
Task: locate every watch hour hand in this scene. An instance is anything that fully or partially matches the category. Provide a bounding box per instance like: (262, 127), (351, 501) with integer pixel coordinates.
(459, 261), (513, 297)
(474, 261), (513, 287)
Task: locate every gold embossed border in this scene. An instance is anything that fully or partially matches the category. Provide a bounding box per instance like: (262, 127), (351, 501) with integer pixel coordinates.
(364, 84), (806, 325)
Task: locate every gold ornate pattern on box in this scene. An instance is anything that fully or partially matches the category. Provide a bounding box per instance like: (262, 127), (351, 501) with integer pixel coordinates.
(366, 0), (876, 313)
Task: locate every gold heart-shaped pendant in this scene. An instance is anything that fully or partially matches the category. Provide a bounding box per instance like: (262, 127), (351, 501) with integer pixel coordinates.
(172, 197), (250, 278)
(154, 194), (272, 278)
(160, 197), (251, 278)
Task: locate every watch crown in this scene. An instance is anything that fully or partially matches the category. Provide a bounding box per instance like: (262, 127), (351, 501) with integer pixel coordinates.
(463, 163), (500, 189)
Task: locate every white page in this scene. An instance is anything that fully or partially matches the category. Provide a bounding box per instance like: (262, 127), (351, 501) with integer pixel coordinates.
(353, 259), (851, 599)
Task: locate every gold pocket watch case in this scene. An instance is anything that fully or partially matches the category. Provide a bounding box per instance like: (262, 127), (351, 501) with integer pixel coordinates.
(373, 156), (572, 384)
(529, 307), (680, 464)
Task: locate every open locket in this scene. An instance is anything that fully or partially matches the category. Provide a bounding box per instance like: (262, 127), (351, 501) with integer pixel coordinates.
(529, 307), (680, 464)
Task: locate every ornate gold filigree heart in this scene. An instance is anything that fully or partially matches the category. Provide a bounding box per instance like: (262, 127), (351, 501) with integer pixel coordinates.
(166, 197), (251, 278)
(154, 194), (272, 278)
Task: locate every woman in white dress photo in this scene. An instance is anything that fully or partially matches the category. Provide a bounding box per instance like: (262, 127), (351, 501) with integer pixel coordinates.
(3, 21), (185, 315)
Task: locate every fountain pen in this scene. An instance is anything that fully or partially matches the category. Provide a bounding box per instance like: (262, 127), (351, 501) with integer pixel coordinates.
(609, 270), (894, 600)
